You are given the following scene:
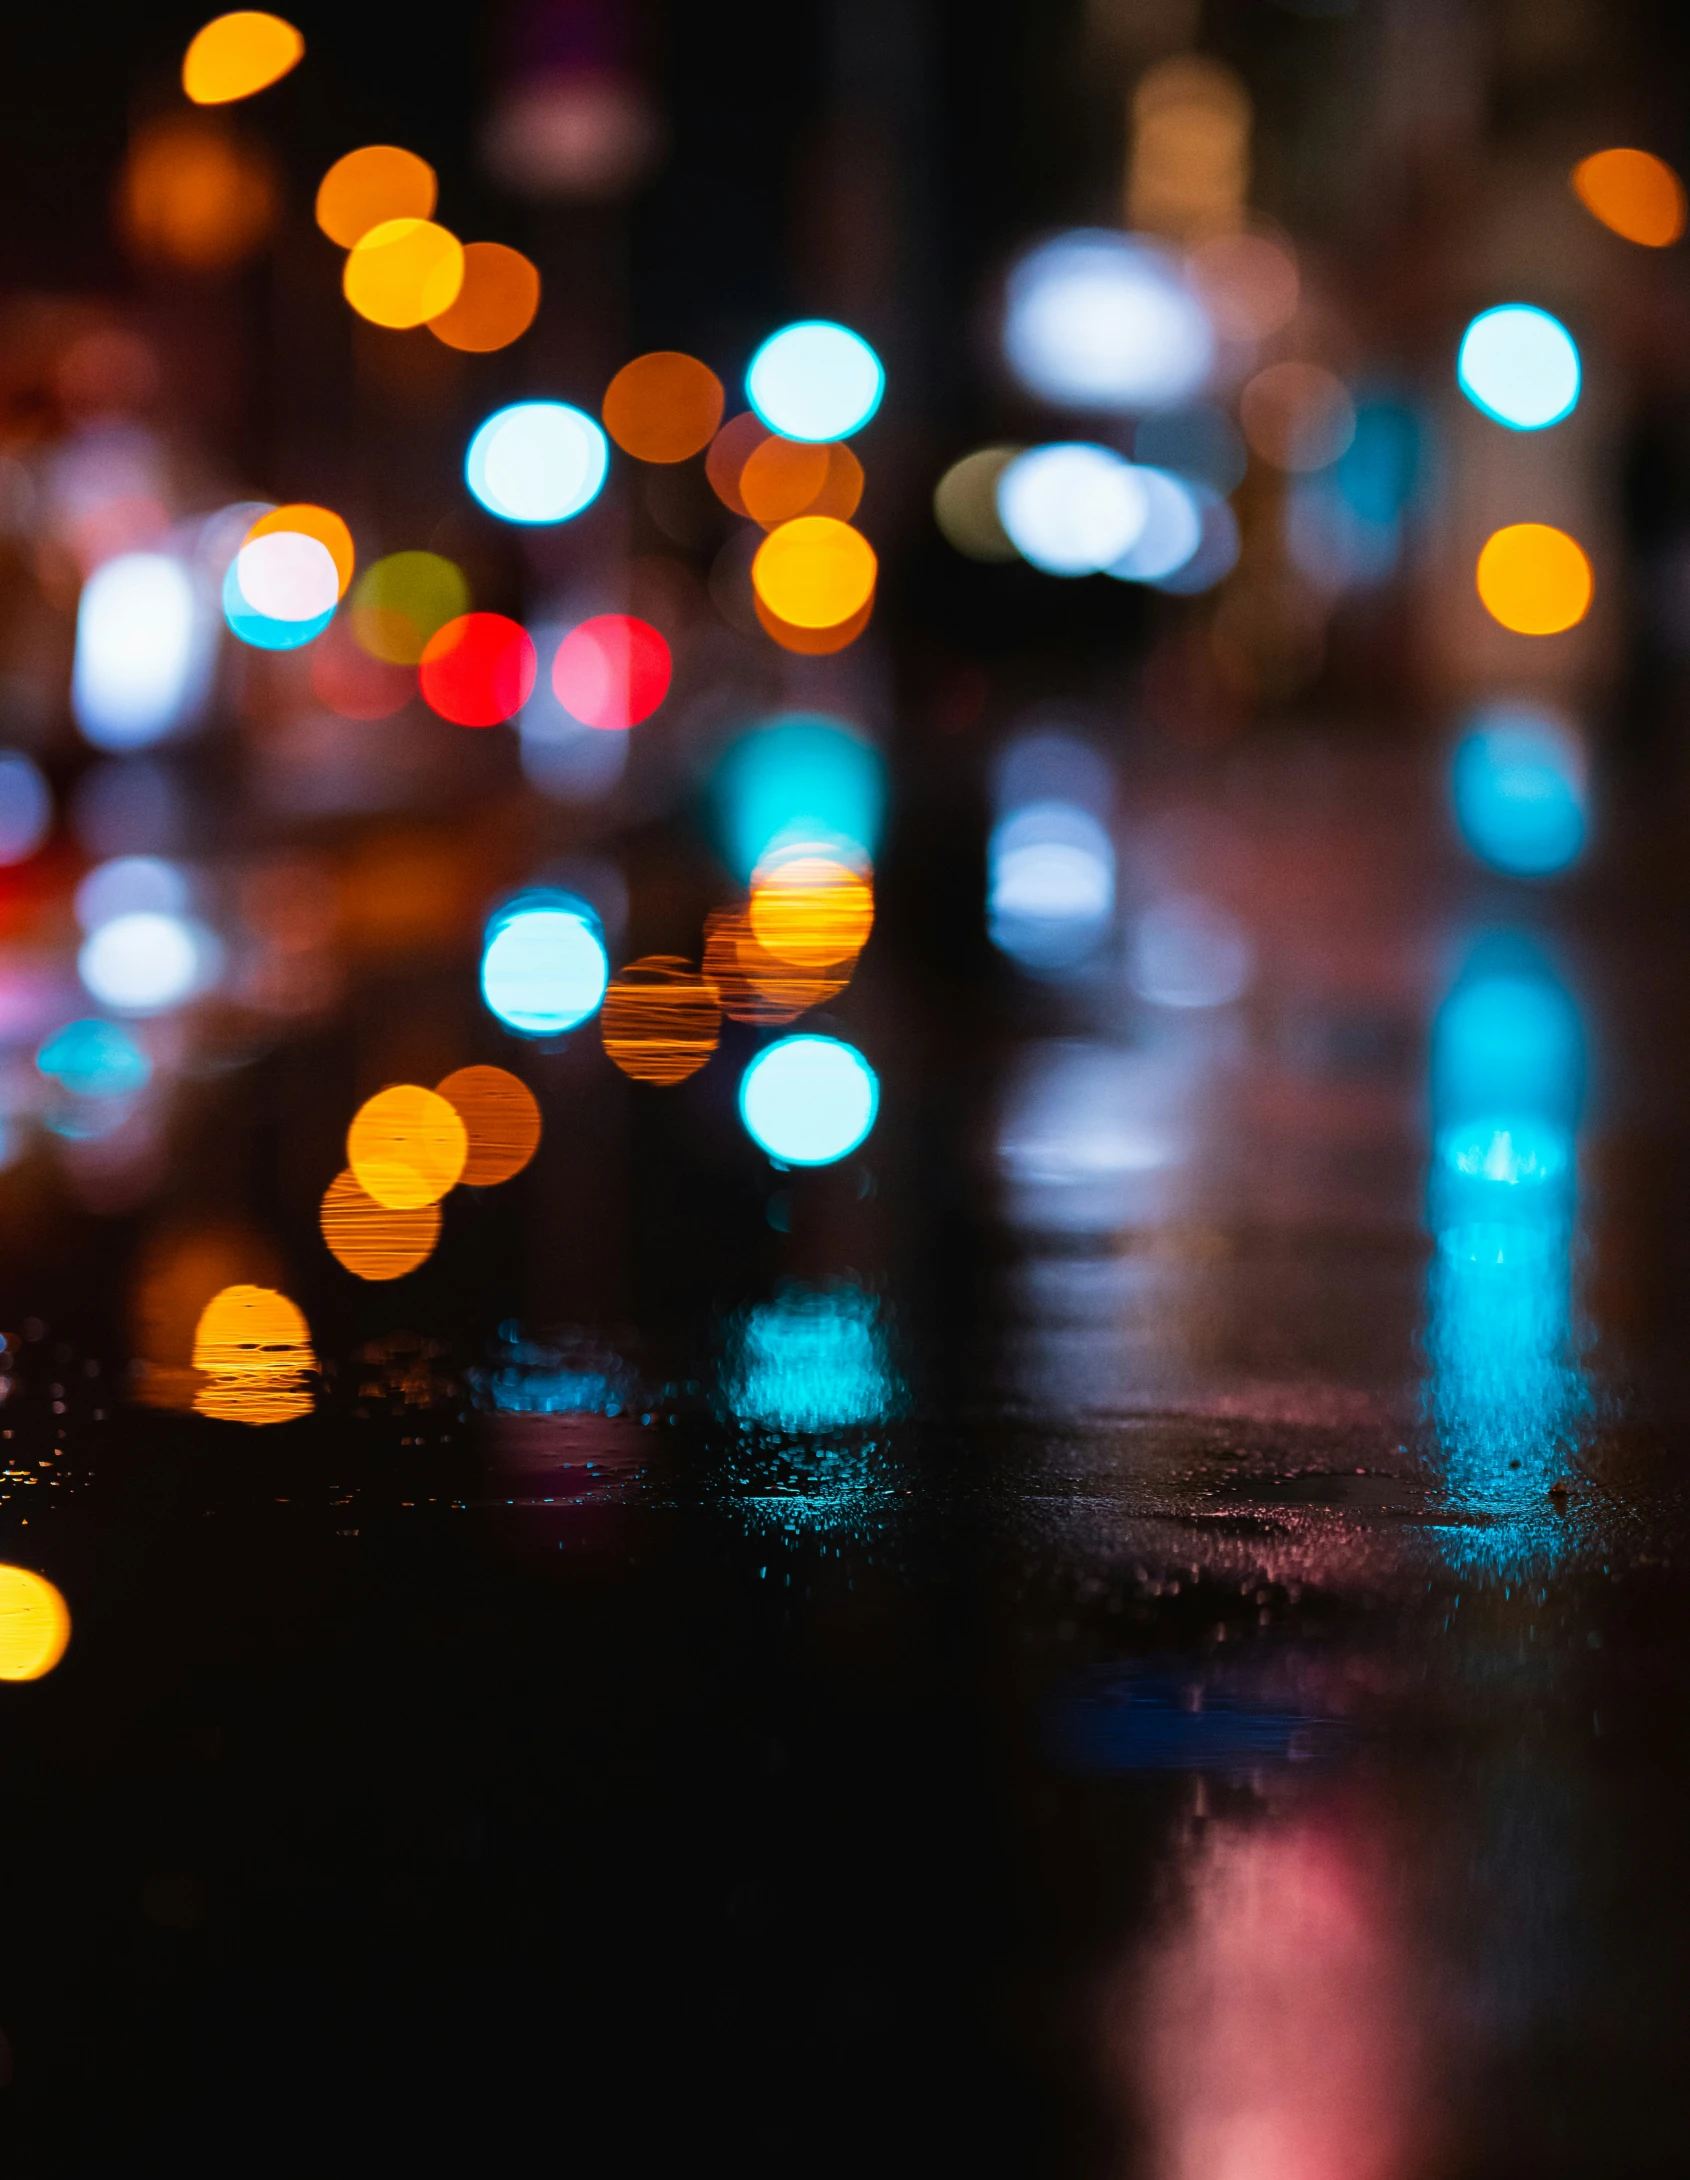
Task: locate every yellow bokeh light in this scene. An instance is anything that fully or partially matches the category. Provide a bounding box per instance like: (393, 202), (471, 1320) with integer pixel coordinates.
(118, 116), (277, 273)
(350, 551), (469, 665)
(191, 1284), (316, 1425)
(427, 242), (542, 352)
(0, 1567), (71, 1683)
(1475, 523), (1593, 636)
(435, 1065), (542, 1184)
(603, 352), (725, 463)
(1572, 148), (1686, 247)
(751, 516), (877, 630)
(244, 503), (355, 598)
(748, 856), (874, 968)
(316, 144), (437, 248)
(754, 590), (873, 655)
(601, 958), (722, 1084)
(702, 906), (849, 1025)
(320, 1169), (440, 1281)
(183, 12), (303, 104)
(347, 1084), (468, 1209)
(343, 218), (465, 330)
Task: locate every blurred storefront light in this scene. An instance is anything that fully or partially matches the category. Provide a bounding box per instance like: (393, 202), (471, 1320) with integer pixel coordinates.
(1003, 230), (1214, 412)
(1458, 306), (1580, 432)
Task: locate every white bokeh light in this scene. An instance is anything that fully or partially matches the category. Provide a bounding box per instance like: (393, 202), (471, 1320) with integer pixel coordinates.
(72, 552), (203, 752)
(1003, 231), (1214, 413)
(233, 532), (340, 622)
(78, 910), (213, 1013)
(745, 321), (884, 443)
(467, 403), (609, 524)
(996, 444), (1148, 576)
(739, 1036), (879, 1167)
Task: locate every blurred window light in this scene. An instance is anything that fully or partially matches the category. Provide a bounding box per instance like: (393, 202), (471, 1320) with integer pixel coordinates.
(1128, 894), (1253, 1007)
(347, 1085), (468, 1210)
(434, 1065), (542, 1183)
(934, 447), (1022, 561)
(713, 714), (885, 881)
(739, 1035), (879, 1166)
(1571, 147), (1686, 247)
(119, 115), (277, 273)
(1133, 405), (1247, 494)
(1152, 487), (1238, 594)
(37, 1018), (152, 1099)
(0, 1568), (70, 1682)
(1128, 53), (1250, 239)
(1458, 306), (1580, 431)
(73, 552), (202, 751)
(1476, 523), (1592, 636)
(749, 854), (874, 968)
(315, 144), (436, 246)
(724, 1285), (894, 1432)
(751, 516), (877, 627)
(1451, 707), (1587, 876)
(75, 855), (188, 931)
(1186, 228), (1299, 341)
(244, 503), (354, 596)
(746, 322), (884, 443)
(989, 802), (1116, 968)
(191, 1284), (315, 1426)
(551, 615), (671, 730)
(601, 956), (722, 1083)
(481, 901), (610, 1035)
(419, 613), (538, 726)
(221, 555), (332, 651)
(183, 12), (303, 103)
(0, 752), (52, 866)
(343, 218), (465, 328)
(428, 242), (541, 353)
(320, 1168), (440, 1280)
(603, 352), (725, 462)
(350, 551), (469, 664)
(1003, 231), (1214, 412)
(466, 401), (609, 524)
(1240, 361), (1356, 471)
(79, 911), (210, 1013)
(997, 444), (1148, 575)
(1107, 465), (1202, 581)
(233, 531), (339, 622)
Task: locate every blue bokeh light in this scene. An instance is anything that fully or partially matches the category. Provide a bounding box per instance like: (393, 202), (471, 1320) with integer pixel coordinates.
(466, 402), (609, 524)
(988, 801), (1116, 969)
(745, 321), (884, 443)
(724, 1284), (896, 1432)
(1451, 708), (1587, 876)
(713, 714), (884, 881)
(739, 1035), (878, 1166)
(36, 1017), (152, 1099)
(480, 895), (609, 1035)
(1457, 305), (1580, 431)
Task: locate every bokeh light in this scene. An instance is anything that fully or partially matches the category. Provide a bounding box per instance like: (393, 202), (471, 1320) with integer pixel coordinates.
(347, 1084), (468, 1209)
(1476, 524), (1593, 635)
(481, 900), (609, 1035)
(739, 1035), (879, 1166)
(466, 401), (609, 524)
(1571, 147), (1687, 246)
(601, 957), (722, 1083)
(343, 218), (465, 329)
(1003, 230), (1214, 413)
(182, 12), (303, 104)
(320, 1168), (440, 1281)
(233, 532), (339, 623)
(119, 115), (278, 272)
(191, 1284), (315, 1425)
(315, 144), (437, 246)
(37, 1019), (151, 1100)
(748, 854), (874, 968)
(1458, 306), (1580, 431)
(1187, 228), (1299, 341)
(427, 242), (541, 352)
(76, 856), (187, 931)
(0, 753), (52, 865)
(1128, 895), (1253, 1007)
(1452, 706), (1588, 876)
(751, 516), (877, 628)
(714, 715), (884, 881)
(996, 444), (1148, 575)
(933, 447), (1022, 561)
(1106, 466), (1202, 582)
(989, 802), (1116, 969)
(73, 552), (203, 751)
(0, 1568), (71, 1682)
(310, 621), (414, 718)
(602, 352), (725, 462)
(703, 906), (848, 1024)
(244, 503), (355, 596)
(1134, 404), (1247, 493)
(418, 613), (538, 726)
(551, 615), (671, 731)
(350, 551), (468, 665)
(1155, 486), (1239, 594)
(222, 554), (332, 651)
(706, 411), (772, 515)
(1240, 362), (1356, 471)
(435, 1065), (542, 1184)
(753, 592), (873, 656)
(724, 1286), (896, 1435)
(79, 911), (210, 1013)
(746, 321), (884, 443)
(1129, 53), (1250, 239)
(740, 435), (828, 526)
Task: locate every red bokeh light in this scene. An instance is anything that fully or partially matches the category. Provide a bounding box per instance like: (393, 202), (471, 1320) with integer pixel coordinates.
(418, 613), (537, 727)
(551, 614), (672, 732)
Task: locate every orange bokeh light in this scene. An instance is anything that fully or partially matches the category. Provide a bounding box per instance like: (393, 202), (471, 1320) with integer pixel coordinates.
(705, 411), (770, 515)
(316, 144), (437, 248)
(320, 1169), (440, 1281)
(191, 1284), (316, 1424)
(183, 12), (303, 105)
(435, 1065), (543, 1184)
(748, 855), (874, 968)
(427, 242), (542, 352)
(347, 1084), (468, 1209)
(603, 352), (725, 463)
(702, 905), (850, 1025)
(601, 957), (722, 1084)
(0, 1568), (71, 1682)
(751, 516), (877, 629)
(740, 436), (830, 526)
(118, 116), (278, 273)
(1572, 148), (1686, 246)
(753, 590), (874, 655)
(343, 218), (465, 329)
(244, 503), (355, 597)
(1475, 523), (1593, 635)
